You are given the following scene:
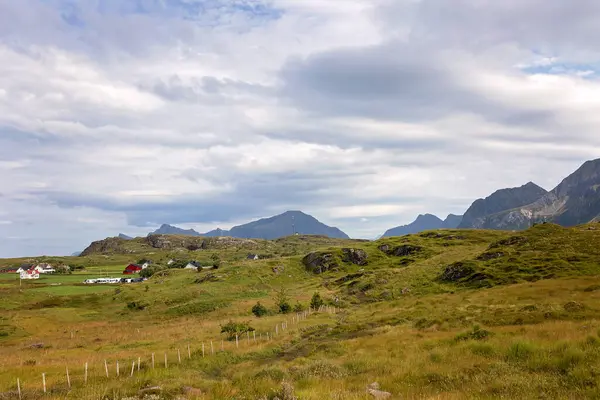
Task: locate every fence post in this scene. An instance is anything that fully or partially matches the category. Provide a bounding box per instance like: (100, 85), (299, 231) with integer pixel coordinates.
(137, 357), (140, 372)
(276, 324), (278, 335)
(130, 361), (135, 377)
(152, 353), (155, 369)
(104, 360), (109, 378)
(116, 361), (119, 377)
(66, 366), (71, 388)
(235, 335), (239, 349)
(247, 331), (250, 345)
(164, 353), (168, 369)
(211, 341), (214, 355)
(202, 343), (205, 358)
(17, 378), (21, 400)
(253, 331), (256, 342)
(42, 373), (46, 393)
(178, 349), (181, 364)
(85, 362), (88, 384)
(187, 345), (191, 359)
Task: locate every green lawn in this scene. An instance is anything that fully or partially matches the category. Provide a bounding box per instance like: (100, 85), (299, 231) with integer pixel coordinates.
(28, 285), (117, 295)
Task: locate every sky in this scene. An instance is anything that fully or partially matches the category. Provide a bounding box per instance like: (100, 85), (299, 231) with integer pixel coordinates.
(2, 0), (600, 257)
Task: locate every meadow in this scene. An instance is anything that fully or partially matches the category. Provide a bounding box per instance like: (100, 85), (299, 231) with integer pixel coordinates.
(1, 224), (600, 399)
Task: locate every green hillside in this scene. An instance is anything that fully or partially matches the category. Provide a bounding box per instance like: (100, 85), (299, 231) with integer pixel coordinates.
(2, 225), (600, 399)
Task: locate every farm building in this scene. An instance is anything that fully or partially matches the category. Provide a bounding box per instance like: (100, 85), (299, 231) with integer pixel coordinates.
(123, 264), (143, 274)
(247, 254), (260, 260)
(16, 265), (32, 273)
(20, 269), (40, 280)
(0, 267), (17, 273)
(184, 261), (201, 270)
(38, 263), (55, 274)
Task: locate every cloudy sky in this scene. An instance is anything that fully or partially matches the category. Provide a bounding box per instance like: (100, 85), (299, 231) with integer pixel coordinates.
(1, 0), (600, 257)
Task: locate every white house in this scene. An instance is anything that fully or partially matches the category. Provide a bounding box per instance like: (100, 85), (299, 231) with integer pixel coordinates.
(20, 269), (40, 280)
(184, 261), (201, 270)
(247, 254), (259, 261)
(38, 264), (55, 274)
(141, 262), (150, 269)
(167, 259), (175, 266)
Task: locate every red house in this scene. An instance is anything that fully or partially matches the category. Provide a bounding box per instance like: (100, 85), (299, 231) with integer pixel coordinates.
(123, 264), (143, 275)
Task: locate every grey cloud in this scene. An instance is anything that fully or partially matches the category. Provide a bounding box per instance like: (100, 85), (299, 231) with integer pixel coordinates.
(280, 43), (475, 122)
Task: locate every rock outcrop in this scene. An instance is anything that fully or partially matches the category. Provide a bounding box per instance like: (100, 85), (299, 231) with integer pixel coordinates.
(302, 252), (339, 274)
(341, 248), (368, 265)
(80, 237), (127, 256)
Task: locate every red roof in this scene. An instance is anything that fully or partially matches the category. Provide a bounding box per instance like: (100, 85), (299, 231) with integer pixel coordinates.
(123, 264), (142, 274)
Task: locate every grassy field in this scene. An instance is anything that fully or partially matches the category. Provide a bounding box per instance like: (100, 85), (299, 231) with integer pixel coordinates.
(2, 225), (600, 399)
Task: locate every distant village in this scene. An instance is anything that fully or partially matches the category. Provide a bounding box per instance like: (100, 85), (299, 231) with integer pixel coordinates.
(0, 253), (262, 284)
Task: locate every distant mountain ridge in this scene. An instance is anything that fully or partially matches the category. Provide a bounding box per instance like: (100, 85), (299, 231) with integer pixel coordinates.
(478, 159), (600, 230)
(458, 182), (548, 229)
(149, 211), (349, 240)
(151, 224), (201, 236)
(382, 213), (463, 237)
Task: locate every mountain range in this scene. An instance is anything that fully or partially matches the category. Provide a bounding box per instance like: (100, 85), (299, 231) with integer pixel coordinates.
(469, 159), (600, 230)
(149, 211), (349, 240)
(102, 157), (600, 246)
(381, 158), (600, 236)
(381, 214), (463, 237)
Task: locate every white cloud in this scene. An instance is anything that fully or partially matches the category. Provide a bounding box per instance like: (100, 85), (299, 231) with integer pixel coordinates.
(1, 0), (600, 255)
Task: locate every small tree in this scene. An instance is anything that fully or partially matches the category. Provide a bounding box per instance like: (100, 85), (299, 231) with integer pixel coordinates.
(310, 292), (324, 310)
(252, 301), (268, 317)
(220, 320), (254, 341)
(275, 288), (292, 314)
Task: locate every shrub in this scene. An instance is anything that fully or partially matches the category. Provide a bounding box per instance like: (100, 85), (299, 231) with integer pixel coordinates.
(455, 325), (493, 342)
(211, 253), (221, 268)
(310, 292), (324, 310)
(220, 320), (255, 341)
(252, 302), (268, 317)
(126, 301), (147, 311)
(293, 302), (305, 312)
(140, 265), (167, 278)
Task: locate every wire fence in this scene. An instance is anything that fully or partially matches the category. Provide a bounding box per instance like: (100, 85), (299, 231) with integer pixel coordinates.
(3, 306), (338, 399)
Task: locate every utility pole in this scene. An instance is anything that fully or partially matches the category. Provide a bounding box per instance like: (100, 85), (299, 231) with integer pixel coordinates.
(292, 215), (296, 236)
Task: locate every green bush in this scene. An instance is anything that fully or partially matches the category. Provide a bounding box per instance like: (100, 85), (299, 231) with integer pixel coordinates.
(293, 302), (305, 312)
(279, 302), (292, 314)
(252, 302), (268, 317)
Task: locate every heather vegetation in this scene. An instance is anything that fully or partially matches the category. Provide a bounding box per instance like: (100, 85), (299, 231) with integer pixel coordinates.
(2, 225), (600, 399)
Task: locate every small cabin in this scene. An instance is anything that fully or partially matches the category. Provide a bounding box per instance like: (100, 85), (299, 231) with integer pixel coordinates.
(123, 264), (143, 274)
